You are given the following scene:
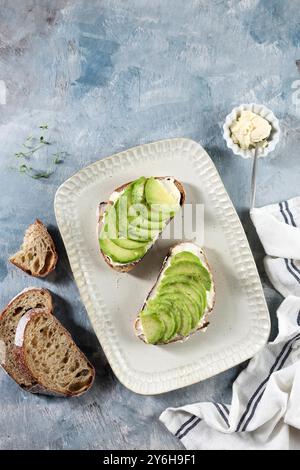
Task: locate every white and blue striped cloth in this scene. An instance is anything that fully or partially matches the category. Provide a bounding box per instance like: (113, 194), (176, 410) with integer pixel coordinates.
(160, 197), (300, 450)
(252, 197), (300, 298)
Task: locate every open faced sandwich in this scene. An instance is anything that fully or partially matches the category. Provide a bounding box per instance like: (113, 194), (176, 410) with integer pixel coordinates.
(135, 242), (215, 345)
(98, 176), (185, 272)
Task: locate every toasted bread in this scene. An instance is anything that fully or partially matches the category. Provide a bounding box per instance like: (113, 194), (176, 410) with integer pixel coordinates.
(97, 177), (185, 272)
(10, 219), (58, 277)
(134, 242), (215, 345)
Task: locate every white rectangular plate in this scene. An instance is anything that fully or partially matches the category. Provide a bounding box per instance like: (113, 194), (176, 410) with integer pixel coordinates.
(54, 138), (270, 395)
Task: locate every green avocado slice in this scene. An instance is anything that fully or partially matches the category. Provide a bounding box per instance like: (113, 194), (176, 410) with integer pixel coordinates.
(159, 279), (202, 307)
(161, 273), (202, 289)
(140, 313), (165, 344)
(157, 293), (193, 336)
(112, 238), (148, 250)
(115, 186), (133, 238)
(154, 294), (192, 336)
(128, 224), (159, 242)
(171, 251), (202, 265)
(147, 297), (181, 333)
(158, 310), (176, 341)
(99, 238), (146, 263)
(178, 304), (193, 336)
(130, 215), (165, 231)
(100, 200), (118, 240)
(164, 261), (211, 291)
(131, 177), (146, 204)
(142, 303), (176, 341)
(145, 178), (179, 215)
(160, 274), (207, 314)
(146, 204), (171, 222)
(145, 177), (178, 206)
(128, 202), (166, 230)
(158, 283), (201, 328)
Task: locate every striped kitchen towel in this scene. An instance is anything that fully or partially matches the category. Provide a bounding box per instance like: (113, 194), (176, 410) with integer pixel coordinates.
(160, 197), (300, 450)
(251, 197), (300, 297)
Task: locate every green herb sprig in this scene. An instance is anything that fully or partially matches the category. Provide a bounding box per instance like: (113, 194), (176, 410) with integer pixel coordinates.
(13, 124), (67, 179)
(18, 163), (54, 179)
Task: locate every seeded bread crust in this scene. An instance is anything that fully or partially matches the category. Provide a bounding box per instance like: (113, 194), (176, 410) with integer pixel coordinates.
(134, 242), (216, 345)
(14, 308), (95, 397)
(97, 177), (186, 272)
(10, 219), (58, 277)
(0, 288), (53, 388)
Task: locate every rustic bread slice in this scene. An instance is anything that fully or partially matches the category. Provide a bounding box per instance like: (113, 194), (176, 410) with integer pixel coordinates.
(97, 177), (186, 272)
(14, 308), (95, 396)
(0, 288), (53, 388)
(10, 219), (58, 277)
(134, 242), (215, 345)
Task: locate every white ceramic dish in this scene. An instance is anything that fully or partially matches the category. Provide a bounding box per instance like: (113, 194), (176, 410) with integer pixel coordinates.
(223, 103), (280, 159)
(54, 138), (270, 395)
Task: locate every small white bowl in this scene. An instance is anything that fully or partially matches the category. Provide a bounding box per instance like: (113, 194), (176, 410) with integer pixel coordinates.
(223, 103), (280, 159)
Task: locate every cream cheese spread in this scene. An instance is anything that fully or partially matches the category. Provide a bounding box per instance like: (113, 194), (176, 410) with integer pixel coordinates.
(230, 110), (272, 149)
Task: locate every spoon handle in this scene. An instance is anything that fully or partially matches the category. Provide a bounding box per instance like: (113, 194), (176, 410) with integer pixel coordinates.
(250, 147), (259, 210)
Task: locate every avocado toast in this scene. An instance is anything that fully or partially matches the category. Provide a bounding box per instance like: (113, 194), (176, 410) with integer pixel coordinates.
(135, 242), (215, 345)
(98, 176), (185, 272)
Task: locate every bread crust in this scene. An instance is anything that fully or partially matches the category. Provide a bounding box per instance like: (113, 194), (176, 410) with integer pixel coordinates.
(14, 308), (95, 397)
(9, 219), (58, 278)
(134, 242), (216, 345)
(0, 288), (53, 322)
(97, 177), (186, 272)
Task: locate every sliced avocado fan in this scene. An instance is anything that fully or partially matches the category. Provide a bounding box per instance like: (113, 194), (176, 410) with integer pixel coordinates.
(99, 177), (181, 264)
(140, 250), (212, 344)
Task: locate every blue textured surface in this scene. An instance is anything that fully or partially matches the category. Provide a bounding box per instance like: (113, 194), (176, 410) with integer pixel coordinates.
(0, 0), (299, 450)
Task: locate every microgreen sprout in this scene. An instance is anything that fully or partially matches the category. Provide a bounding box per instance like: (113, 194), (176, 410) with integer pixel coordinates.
(13, 124), (67, 179)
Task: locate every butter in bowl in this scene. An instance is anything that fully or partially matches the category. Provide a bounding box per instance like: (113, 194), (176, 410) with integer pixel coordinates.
(223, 103), (280, 159)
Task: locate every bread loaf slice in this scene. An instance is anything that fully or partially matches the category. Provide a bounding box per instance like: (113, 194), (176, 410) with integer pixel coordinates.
(134, 242), (215, 345)
(10, 219), (58, 277)
(98, 177), (185, 272)
(0, 288), (52, 388)
(14, 308), (95, 396)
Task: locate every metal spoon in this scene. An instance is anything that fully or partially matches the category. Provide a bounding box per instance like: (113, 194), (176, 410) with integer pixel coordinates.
(250, 146), (259, 210)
